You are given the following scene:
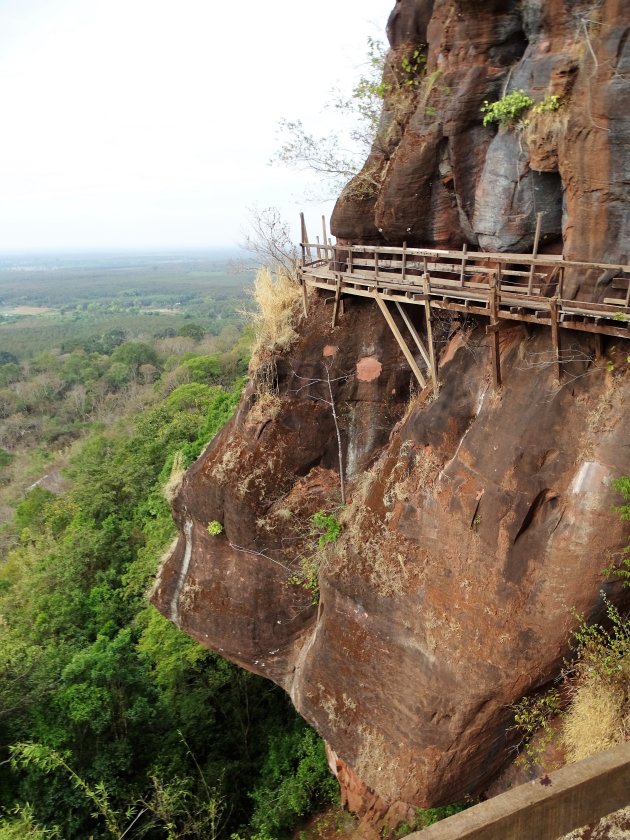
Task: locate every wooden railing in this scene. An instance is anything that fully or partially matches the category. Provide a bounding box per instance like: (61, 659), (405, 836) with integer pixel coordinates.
(300, 240), (630, 339)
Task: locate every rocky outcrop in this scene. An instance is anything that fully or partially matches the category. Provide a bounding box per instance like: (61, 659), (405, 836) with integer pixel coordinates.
(152, 0), (630, 827)
(152, 289), (630, 811)
(331, 0), (630, 300)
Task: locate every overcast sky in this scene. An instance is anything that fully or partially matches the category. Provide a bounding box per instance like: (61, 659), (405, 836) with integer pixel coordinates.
(0, 0), (393, 252)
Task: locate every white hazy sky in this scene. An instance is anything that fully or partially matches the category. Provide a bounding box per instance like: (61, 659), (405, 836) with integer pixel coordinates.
(0, 0), (393, 252)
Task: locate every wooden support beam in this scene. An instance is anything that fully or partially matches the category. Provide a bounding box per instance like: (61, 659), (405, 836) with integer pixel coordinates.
(402, 241), (407, 283)
(348, 249), (353, 274)
(550, 297), (561, 385)
(489, 274), (502, 388)
(373, 291), (427, 388)
(331, 274), (342, 326)
(527, 211), (544, 295)
(322, 216), (328, 261)
(422, 276), (438, 390)
(395, 301), (432, 368)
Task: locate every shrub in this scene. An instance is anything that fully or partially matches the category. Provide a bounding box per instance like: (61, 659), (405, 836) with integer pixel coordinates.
(481, 90), (534, 127)
(207, 520), (224, 536)
(482, 91), (562, 128)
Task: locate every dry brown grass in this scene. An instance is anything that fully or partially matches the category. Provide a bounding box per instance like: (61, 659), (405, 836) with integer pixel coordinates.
(561, 674), (629, 763)
(247, 267), (303, 368)
(162, 451), (186, 503)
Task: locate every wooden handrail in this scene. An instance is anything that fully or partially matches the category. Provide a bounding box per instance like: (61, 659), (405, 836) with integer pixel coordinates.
(300, 241), (630, 275)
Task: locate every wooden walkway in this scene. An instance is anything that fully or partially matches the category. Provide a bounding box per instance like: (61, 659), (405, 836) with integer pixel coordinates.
(299, 215), (630, 389)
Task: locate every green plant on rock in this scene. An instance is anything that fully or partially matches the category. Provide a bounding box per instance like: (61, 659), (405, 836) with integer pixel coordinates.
(392, 802), (472, 837)
(311, 511), (341, 548)
(289, 512), (342, 605)
(511, 688), (563, 768)
(207, 520), (224, 536)
(400, 48), (426, 88)
(532, 94), (561, 115)
(482, 90), (563, 129)
(481, 89), (534, 127)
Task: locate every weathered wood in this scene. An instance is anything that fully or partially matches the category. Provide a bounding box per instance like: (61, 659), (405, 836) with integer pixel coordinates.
(300, 212), (310, 265)
(373, 291), (427, 388)
(395, 301), (432, 368)
(322, 216), (328, 260)
(550, 297), (561, 384)
(489, 274), (502, 387)
(331, 274), (342, 326)
(422, 276), (438, 390)
(406, 742), (630, 840)
(527, 211), (544, 295)
(460, 243), (468, 287)
(402, 241), (407, 282)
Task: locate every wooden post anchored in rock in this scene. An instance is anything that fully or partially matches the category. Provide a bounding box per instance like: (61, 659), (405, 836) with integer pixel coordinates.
(550, 297), (561, 385)
(488, 271), (502, 388)
(422, 274), (438, 390)
(528, 211), (544, 295)
(331, 274), (342, 327)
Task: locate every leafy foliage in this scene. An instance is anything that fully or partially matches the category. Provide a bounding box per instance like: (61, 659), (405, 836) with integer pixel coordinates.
(481, 91), (562, 128)
(481, 90), (534, 127)
(0, 363), (335, 838)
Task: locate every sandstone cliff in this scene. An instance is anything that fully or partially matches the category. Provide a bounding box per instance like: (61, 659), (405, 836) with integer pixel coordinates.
(152, 0), (630, 830)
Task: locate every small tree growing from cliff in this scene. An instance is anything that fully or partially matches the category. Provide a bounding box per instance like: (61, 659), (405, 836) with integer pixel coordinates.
(293, 357), (349, 504)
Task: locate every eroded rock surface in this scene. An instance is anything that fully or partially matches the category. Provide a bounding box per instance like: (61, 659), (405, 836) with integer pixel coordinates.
(331, 0), (630, 300)
(153, 292), (630, 811)
(152, 0), (630, 826)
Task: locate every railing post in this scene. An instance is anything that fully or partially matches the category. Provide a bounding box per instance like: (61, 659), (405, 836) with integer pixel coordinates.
(528, 211), (544, 295)
(322, 215), (328, 262)
(550, 297), (561, 385)
(402, 241), (407, 283)
(489, 272), (502, 388)
(375, 249), (379, 280)
(300, 212), (310, 266)
(422, 275), (438, 391)
(348, 248), (353, 275)
(460, 243), (468, 287)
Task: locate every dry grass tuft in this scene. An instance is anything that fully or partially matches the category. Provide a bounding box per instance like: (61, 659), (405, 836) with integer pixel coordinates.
(562, 675), (629, 763)
(163, 451), (186, 503)
(247, 267), (303, 368)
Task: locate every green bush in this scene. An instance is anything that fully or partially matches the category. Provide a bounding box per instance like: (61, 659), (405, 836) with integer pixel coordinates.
(481, 89), (534, 127)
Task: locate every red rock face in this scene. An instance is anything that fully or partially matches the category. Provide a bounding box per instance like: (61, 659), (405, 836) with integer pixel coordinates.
(152, 0), (630, 825)
(331, 0), (630, 300)
(152, 291), (630, 811)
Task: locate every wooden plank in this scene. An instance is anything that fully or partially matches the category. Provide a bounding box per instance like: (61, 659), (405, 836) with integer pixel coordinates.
(373, 291), (427, 388)
(395, 301), (432, 368)
(409, 742), (630, 840)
